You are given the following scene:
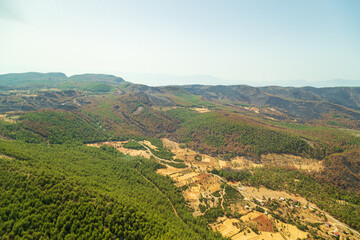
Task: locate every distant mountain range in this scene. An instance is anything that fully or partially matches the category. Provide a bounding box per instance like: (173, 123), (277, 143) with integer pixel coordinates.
(267, 79), (360, 88)
(117, 72), (360, 87)
(1, 72), (359, 88)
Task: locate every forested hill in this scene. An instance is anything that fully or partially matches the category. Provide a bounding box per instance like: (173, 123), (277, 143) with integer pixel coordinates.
(0, 140), (225, 239)
(0, 72), (125, 90)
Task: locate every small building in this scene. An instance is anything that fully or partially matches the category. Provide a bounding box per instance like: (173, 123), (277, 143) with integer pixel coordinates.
(325, 222), (331, 227)
(280, 197), (285, 201)
(333, 232), (340, 237)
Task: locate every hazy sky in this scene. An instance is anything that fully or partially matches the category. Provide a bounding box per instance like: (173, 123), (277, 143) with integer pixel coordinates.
(1, 0), (359, 86)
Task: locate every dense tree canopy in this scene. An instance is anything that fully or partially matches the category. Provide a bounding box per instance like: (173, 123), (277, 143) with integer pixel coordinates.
(0, 140), (225, 239)
(167, 109), (317, 158)
(19, 110), (108, 144)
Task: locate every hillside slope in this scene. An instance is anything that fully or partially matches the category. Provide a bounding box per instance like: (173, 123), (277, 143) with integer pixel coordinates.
(1, 72), (360, 239)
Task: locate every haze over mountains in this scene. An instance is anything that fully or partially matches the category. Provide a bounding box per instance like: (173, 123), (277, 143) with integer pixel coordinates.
(97, 72), (360, 87)
(1, 72), (359, 88)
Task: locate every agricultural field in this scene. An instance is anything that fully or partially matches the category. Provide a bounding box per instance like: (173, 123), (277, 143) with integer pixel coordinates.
(95, 138), (360, 240)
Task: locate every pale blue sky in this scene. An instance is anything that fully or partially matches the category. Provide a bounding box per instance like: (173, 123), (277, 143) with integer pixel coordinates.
(0, 0), (359, 86)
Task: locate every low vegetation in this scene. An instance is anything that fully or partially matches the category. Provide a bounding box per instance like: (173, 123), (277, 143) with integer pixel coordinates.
(164, 161), (187, 168)
(123, 141), (146, 150)
(150, 147), (175, 160)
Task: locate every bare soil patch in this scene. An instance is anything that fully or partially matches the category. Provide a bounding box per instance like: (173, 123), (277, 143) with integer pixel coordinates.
(211, 217), (243, 238)
(261, 153), (323, 172)
(274, 219), (309, 239)
(139, 140), (158, 150)
(229, 156), (263, 169)
(252, 213), (273, 232)
(87, 141), (152, 158)
(191, 107), (211, 113)
(238, 186), (310, 205)
(0, 114), (17, 123)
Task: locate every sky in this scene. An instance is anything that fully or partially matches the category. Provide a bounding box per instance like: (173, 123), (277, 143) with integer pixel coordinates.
(0, 0), (359, 86)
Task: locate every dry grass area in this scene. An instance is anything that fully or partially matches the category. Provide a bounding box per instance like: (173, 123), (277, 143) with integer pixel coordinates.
(191, 107), (211, 113)
(139, 140), (158, 150)
(238, 186), (360, 239)
(87, 141), (152, 158)
(163, 138), (323, 173)
(157, 166), (223, 216)
(238, 186), (310, 204)
(243, 106), (260, 114)
(211, 212), (307, 240)
(0, 154), (14, 160)
(160, 138), (360, 240)
(274, 219), (309, 240)
(159, 139), (314, 239)
(211, 217), (244, 238)
(232, 231), (285, 240)
(163, 138), (254, 171)
(162, 138), (199, 160)
(229, 156), (263, 169)
(0, 114), (17, 123)
(260, 153), (324, 172)
(222, 212), (310, 240)
(156, 165), (184, 176)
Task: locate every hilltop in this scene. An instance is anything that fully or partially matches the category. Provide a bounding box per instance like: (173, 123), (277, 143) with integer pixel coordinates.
(0, 72), (125, 91)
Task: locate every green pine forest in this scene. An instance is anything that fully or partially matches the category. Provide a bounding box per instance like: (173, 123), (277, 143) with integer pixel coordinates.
(0, 140), (224, 239)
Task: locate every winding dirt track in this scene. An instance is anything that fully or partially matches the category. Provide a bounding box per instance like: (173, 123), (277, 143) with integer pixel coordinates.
(133, 142), (187, 223)
(134, 168), (183, 221)
(137, 141), (179, 163)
